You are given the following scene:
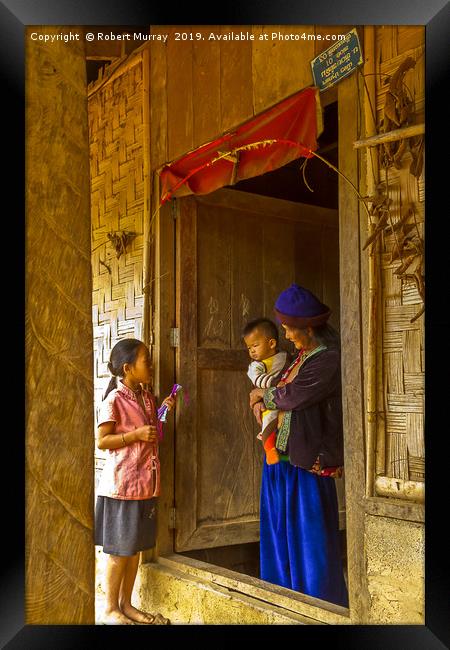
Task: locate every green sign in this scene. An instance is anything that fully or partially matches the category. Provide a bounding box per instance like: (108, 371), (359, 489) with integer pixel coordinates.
(311, 28), (363, 92)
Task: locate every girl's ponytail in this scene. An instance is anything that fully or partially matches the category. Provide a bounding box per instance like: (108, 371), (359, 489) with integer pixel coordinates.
(103, 375), (118, 400)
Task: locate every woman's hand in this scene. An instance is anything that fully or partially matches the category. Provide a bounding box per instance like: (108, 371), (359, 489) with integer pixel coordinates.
(252, 401), (265, 426)
(136, 425), (158, 443)
(249, 387), (265, 408)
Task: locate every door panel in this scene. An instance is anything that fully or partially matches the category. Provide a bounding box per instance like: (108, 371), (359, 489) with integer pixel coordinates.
(231, 210), (264, 349)
(262, 218), (296, 321)
(197, 205), (232, 349)
(197, 369), (258, 523)
(175, 188), (341, 551)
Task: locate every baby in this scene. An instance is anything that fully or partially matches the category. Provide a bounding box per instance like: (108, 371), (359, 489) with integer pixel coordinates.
(243, 318), (289, 465)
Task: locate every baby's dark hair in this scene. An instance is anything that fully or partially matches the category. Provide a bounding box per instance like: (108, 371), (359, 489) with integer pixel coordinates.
(103, 338), (144, 400)
(242, 318), (279, 343)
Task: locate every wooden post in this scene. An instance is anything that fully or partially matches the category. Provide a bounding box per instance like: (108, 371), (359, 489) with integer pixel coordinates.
(142, 45), (152, 350)
(142, 31), (176, 560)
(26, 27), (94, 624)
(150, 177), (176, 559)
(338, 63), (371, 623)
(140, 45), (159, 566)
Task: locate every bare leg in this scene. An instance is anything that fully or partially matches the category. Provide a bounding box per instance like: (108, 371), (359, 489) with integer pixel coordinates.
(103, 554), (135, 624)
(119, 553), (156, 623)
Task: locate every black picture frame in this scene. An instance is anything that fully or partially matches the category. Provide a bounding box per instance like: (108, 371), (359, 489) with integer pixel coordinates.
(5, 0), (449, 646)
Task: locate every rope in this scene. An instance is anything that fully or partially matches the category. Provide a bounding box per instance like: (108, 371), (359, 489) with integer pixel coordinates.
(307, 149), (371, 220)
(299, 157), (314, 192)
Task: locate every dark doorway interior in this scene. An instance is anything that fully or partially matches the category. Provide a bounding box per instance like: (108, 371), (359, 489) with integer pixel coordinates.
(181, 542), (260, 578)
(179, 101), (347, 592)
(233, 100), (338, 209)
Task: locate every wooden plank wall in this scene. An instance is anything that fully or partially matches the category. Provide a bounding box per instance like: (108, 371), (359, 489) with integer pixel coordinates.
(374, 27), (425, 485)
(149, 25), (351, 170)
(88, 56), (147, 478)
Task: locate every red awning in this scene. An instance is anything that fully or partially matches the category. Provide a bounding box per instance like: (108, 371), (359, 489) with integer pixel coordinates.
(159, 86), (322, 204)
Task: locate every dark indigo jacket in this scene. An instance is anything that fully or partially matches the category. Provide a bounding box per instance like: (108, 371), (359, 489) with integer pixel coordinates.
(270, 348), (344, 470)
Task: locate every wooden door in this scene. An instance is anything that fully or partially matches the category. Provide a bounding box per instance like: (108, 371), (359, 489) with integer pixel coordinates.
(174, 188), (340, 551)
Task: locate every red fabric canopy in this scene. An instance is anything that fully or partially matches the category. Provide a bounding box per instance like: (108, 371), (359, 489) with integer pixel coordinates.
(159, 86), (322, 204)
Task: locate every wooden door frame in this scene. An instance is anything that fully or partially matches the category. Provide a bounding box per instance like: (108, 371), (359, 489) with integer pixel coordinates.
(337, 63), (372, 623)
(149, 75), (368, 622)
(173, 189), (340, 553)
(145, 197), (176, 559)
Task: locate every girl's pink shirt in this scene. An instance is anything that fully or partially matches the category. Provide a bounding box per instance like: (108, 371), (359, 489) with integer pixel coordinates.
(96, 380), (161, 500)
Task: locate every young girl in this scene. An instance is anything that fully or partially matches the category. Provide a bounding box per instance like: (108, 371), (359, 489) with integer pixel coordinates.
(95, 338), (176, 625)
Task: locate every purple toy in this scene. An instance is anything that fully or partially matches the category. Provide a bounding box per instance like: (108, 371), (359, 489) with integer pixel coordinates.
(157, 383), (183, 423)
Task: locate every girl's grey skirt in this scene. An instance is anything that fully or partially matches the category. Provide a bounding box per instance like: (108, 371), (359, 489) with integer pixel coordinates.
(95, 495), (157, 556)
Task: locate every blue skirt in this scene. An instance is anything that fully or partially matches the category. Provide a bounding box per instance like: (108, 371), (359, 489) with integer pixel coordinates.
(95, 496), (157, 556)
(260, 459), (349, 607)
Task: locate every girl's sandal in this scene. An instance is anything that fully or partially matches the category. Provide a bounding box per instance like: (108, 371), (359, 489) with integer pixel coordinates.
(148, 612), (170, 625)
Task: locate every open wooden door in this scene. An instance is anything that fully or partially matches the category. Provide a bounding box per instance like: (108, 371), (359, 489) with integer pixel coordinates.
(174, 188), (340, 552)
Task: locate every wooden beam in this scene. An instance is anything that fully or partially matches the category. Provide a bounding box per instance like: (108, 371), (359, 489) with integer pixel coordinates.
(363, 496), (424, 523)
(353, 123), (425, 149)
(319, 84), (338, 108)
(85, 56), (118, 61)
(374, 476), (424, 503)
(196, 188), (339, 227)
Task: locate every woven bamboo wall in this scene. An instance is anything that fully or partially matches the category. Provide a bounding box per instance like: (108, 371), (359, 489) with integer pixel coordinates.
(88, 55), (146, 476)
(375, 27), (425, 486)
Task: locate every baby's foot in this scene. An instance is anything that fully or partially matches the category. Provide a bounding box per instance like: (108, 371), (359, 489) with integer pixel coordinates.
(266, 448), (280, 465)
(102, 608), (135, 625)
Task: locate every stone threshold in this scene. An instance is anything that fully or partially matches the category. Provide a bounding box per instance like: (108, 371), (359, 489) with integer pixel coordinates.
(150, 554), (351, 625)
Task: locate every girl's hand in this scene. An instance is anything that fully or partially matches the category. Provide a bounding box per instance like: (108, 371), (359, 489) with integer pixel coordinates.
(136, 425), (158, 443)
(162, 395), (176, 411)
(249, 388), (264, 408)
